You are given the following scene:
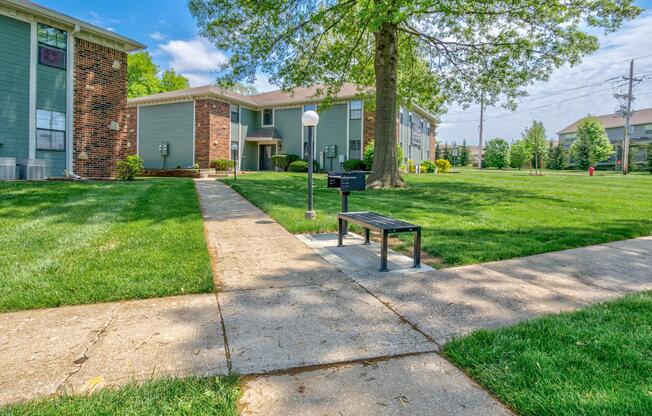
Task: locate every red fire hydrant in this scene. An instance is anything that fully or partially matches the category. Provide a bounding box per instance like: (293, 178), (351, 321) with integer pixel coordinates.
(588, 166), (595, 176)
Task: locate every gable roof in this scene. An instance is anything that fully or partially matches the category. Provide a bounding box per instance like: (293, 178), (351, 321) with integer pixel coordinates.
(557, 107), (652, 135)
(0, 0), (145, 52)
(128, 83), (438, 123)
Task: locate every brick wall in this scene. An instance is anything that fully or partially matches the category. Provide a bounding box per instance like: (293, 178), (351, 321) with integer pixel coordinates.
(363, 110), (376, 148)
(429, 124), (437, 161)
(126, 106), (137, 156)
(194, 98), (230, 169)
(73, 38), (129, 178)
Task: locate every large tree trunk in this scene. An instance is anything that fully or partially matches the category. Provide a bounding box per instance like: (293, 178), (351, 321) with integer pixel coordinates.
(366, 22), (405, 189)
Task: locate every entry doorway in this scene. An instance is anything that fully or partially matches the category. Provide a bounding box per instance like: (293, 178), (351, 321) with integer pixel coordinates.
(259, 144), (274, 170)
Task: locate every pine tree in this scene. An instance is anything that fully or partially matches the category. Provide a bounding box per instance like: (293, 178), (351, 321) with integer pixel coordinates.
(548, 143), (566, 170)
(435, 143), (441, 160)
(570, 116), (614, 170)
(442, 144), (451, 162)
(459, 140), (472, 166)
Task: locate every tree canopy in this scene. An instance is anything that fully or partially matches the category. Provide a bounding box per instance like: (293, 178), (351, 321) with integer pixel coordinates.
(522, 120), (548, 175)
(485, 138), (510, 169)
(189, 0), (640, 187)
(571, 116), (614, 170)
(127, 52), (190, 98)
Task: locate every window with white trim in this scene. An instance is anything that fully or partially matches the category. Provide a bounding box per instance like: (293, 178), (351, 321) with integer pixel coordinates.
(36, 109), (66, 151)
(304, 104), (316, 112)
(37, 24), (67, 70)
(231, 104), (239, 123)
(644, 124), (652, 135)
(262, 108), (273, 126)
(350, 100), (362, 120)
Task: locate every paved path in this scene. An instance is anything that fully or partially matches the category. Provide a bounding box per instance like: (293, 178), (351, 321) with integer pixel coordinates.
(1, 178), (650, 414)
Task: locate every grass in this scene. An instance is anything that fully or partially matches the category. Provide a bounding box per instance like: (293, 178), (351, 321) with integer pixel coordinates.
(223, 169), (652, 267)
(443, 292), (652, 416)
(0, 376), (241, 416)
(0, 178), (213, 312)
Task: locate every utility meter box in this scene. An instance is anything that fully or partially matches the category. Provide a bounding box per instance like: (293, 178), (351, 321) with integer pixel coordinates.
(159, 142), (169, 156)
(325, 145), (337, 158)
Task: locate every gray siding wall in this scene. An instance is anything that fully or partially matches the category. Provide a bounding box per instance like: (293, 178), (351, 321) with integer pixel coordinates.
(275, 108), (302, 156)
(349, 115), (362, 160)
(37, 50), (68, 177)
(316, 104), (347, 170)
(138, 101), (195, 169)
(399, 108), (427, 165)
(240, 107), (258, 170)
(0, 15), (30, 162)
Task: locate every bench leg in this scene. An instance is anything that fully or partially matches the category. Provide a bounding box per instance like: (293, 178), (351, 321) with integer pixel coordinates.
(337, 218), (344, 247)
(414, 229), (421, 268)
(364, 228), (370, 245)
(380, 231), (389, 272)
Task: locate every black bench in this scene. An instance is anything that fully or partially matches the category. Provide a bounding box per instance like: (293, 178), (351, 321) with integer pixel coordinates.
(337, 211), (421, 272)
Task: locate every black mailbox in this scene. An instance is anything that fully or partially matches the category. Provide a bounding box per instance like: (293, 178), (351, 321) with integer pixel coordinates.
(328, 171), (366, 191)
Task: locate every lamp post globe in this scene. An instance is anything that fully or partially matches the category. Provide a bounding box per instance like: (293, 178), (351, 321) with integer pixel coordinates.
(302, 110), (320, 220)
(231, 143), (238, 180)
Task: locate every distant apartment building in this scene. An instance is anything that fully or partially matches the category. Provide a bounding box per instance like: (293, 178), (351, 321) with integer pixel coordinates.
(557, 108), (652, 168)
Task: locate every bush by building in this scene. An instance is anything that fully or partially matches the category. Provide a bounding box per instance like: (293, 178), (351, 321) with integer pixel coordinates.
(116, 155), (144, 181)
(435, 159), (452, 173)
(343, 159), (366, 171)
(288, 160), (309, 172)
(271, 154), (300, 171)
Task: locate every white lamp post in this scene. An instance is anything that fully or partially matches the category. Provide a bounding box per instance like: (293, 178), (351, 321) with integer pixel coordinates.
(231, 143), (238, 181)
(302, 110), (319, 220)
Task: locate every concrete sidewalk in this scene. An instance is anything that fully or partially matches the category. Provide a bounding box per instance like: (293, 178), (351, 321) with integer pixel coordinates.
(1, 179), (650, 414)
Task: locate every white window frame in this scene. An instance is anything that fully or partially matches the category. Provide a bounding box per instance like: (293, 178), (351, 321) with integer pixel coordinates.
(349, 100), (362, 120)
(262, 108), (274, 127)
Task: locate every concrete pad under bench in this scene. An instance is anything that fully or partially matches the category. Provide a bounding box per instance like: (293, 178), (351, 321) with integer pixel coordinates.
(359, 265), (584, 345)
(241, 352), (513, 416)
(219, 282), (437, 375)
(298, 233), (435, 281)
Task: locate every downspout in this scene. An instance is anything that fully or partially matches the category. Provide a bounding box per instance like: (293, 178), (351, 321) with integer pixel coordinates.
(66, 24), (83, 179)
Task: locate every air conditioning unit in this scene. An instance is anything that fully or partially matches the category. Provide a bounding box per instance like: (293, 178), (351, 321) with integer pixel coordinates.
(17, 159), (46, 180)
(0, 157), (16, 180)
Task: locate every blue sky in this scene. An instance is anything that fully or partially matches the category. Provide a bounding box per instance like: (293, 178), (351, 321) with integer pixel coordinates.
(39, 0), (652, 143)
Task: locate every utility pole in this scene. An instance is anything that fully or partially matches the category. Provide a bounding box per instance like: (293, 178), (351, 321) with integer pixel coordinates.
(478, 96), (485, 169)
(615, 60), (641, 175)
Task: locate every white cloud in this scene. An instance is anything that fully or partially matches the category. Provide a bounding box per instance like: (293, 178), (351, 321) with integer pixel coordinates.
(149, 31), (168, 42)
(158, 37), (228, 73)
(438, 11), (652, 144)
(252, 74), (276, 93)
(184, 73), (217, 87)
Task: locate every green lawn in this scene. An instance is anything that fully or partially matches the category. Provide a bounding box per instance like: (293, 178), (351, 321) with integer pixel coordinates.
(224, 170), (652, 267)
(443, 292), (652, 416)
(0, 178), (213, 312)
(0, 376), (240, 416)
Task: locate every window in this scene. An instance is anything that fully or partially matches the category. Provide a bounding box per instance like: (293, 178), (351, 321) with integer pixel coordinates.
(350, 100), (362, 120)
(635, 147), (648, 162)
(262, 108), (273, 126)
(644, 124), (652, 135)
(231, 105), (239, 123)
(400, 108), (404, 123)
(304, 104), (316, 112)
(37, 24), (67, 69)
(350, 140), (361, 151)
(36, 109), (66, 151)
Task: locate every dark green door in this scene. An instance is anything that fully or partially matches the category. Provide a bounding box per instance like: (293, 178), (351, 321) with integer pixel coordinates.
(259, 145), (274, 170)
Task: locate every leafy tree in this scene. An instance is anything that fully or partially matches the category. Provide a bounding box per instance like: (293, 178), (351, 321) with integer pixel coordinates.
(127, 51), (190, 98)
(509, 140), (531, 170)
(442, 144), (451, 162)
(189, 0), (639, 188)
(485, 138), (510, 169)
(161, 69), (190, 92)
(570, 116), (614, 170)
(229, 83), (259, 96)
(548, 142), (566, 170)
(459, 140), (472, 166)
(522, 121), (548, 175)
(434, 143), (441, 160)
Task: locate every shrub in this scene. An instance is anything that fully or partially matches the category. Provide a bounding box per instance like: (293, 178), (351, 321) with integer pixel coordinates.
(288, 160), (309, 172)
(271, 154), (300, 171)
(343, 159), (366, 171)
(436, 159), (452, 173)
(210, 159), (234, 172)
(421, 160), (436, 173)
(116, 155), (144, 181)
(191, 163), (199, 170)
(407, 160), (416, 173)
(363, 140), (404, 171)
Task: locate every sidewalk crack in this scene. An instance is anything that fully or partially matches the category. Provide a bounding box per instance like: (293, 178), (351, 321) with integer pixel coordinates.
(56, 304), (117, 394)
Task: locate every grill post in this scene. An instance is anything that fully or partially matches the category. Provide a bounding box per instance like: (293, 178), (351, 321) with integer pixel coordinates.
(340, 191), (349, 235)
(380, 230), (389, 272)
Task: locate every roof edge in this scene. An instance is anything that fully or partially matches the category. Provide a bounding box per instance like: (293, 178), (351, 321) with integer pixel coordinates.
(1, 0), (145, 52)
